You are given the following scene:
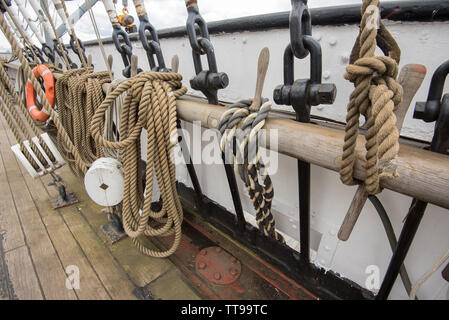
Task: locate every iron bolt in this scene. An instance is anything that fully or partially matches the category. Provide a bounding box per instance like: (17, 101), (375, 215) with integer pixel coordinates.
(198, 262), (206, 269)
(214, 272), (221, 280)
(313, 83), (337, 105)
(413, 101), (427, 121)
(230, 269), (238, 276)
(208, 72), (229, 90)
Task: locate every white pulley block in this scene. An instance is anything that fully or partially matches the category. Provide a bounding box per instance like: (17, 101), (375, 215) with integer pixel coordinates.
(84, 157), (124, 206)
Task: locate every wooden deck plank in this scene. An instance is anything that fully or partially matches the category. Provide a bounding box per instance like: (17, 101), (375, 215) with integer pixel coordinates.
(39, 172), (139, 300)
(0, 145), (25, 253)
(45, 164), (176, 288)
(0, 117), (77, 300)
(4, 246), (43, 300)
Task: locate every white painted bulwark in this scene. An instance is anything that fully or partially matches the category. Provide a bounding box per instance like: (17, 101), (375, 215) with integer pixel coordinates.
(79, 19), (449, 300)
(84, 157), (124, 206)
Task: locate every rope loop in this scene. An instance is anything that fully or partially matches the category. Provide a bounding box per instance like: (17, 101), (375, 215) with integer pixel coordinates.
(218, 99), (285, 244)
(91, 71), (187, 258)
(340, 0), (403, 195)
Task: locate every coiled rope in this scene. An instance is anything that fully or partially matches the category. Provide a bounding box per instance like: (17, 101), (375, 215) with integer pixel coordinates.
(91, 71), (187, 258)
(55, 67), (111, 175)
(339, 0), (403, 195)
(218, 99), (285, 243)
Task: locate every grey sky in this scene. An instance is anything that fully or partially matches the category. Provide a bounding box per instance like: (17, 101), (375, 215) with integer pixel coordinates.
(1, 0), (404, 52)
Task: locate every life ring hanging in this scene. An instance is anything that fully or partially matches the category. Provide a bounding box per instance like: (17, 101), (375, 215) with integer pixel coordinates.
(26, 64), (55, 122)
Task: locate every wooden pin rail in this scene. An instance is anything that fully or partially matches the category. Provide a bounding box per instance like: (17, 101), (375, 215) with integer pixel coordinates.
(176, 97), (449, 211)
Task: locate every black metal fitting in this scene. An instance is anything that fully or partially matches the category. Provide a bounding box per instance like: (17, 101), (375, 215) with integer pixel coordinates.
(414, 60), (449, 123)
(290, 0), (312, 59)
(273, 39), (336, 122)
(414, 60), (449, 153)
(70, 35), (90, 67)
(53, 39), (77, 69)
(0, 0), (10, 13)
(186, 6), (228, 105)
(41, 43), (55, 63)
(112, 25), (142, 78)
(138, 15), (169, 72)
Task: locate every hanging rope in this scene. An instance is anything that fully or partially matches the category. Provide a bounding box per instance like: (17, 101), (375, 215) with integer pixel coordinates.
(0, 62), (55, 165)
(60, 0), (87, 67)
(91, 71), (187, 258)
(218, 99), (285, 244)
(55, 67), (111, 175)
(339, 0), (403, 195)
(39, 0), (71, 69)
(0, 11), (89, 174)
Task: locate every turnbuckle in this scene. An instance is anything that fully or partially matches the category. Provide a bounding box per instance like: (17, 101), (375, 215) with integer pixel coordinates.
(112, 25), (142, 78)
(186, 1), (228, 105)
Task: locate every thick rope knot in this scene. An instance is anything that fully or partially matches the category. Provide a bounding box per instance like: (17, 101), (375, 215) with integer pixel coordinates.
(340, 0), (403, 195)
(91, 71), (187, 258)
(218, 99), (285, 244)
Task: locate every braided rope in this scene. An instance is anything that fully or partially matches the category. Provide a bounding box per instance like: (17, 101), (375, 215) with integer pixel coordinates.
(91, 71), (187, 258)
(339, 0), (403, 195)
(218, 99), (285, 244)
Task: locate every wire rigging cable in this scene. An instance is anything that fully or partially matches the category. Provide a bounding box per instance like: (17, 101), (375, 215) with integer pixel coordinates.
(91, 71), (187, 258)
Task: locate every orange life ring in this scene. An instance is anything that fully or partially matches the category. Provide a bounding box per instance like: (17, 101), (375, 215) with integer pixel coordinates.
(26, 64), (55, 122)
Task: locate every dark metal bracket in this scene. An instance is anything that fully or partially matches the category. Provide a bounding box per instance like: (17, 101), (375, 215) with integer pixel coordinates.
(273, 0), (336, 264)
(376, 61), (449, 299)
(112, 25), (142, 78)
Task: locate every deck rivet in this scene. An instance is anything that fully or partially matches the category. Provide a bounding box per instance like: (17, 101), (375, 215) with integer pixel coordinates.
(214, 272), (222, 280)
(199, 262), (206, 269)
(230, 269), (238, 276)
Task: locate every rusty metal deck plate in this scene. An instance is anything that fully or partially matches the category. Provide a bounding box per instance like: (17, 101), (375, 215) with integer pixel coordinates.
(195, 246), (242, 285)
(149, 209), (318, 300)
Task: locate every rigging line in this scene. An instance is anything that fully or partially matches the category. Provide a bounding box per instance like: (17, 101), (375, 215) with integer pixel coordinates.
(84, 0), (112, 78)
(40, 0), (72, 69)
(1, 1), (39, 62)
(60, 0), (87, 67)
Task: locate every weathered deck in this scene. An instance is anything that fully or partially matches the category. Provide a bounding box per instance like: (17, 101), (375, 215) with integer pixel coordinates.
(0, 109), (319, 300)
(0, 115), (200, 300)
